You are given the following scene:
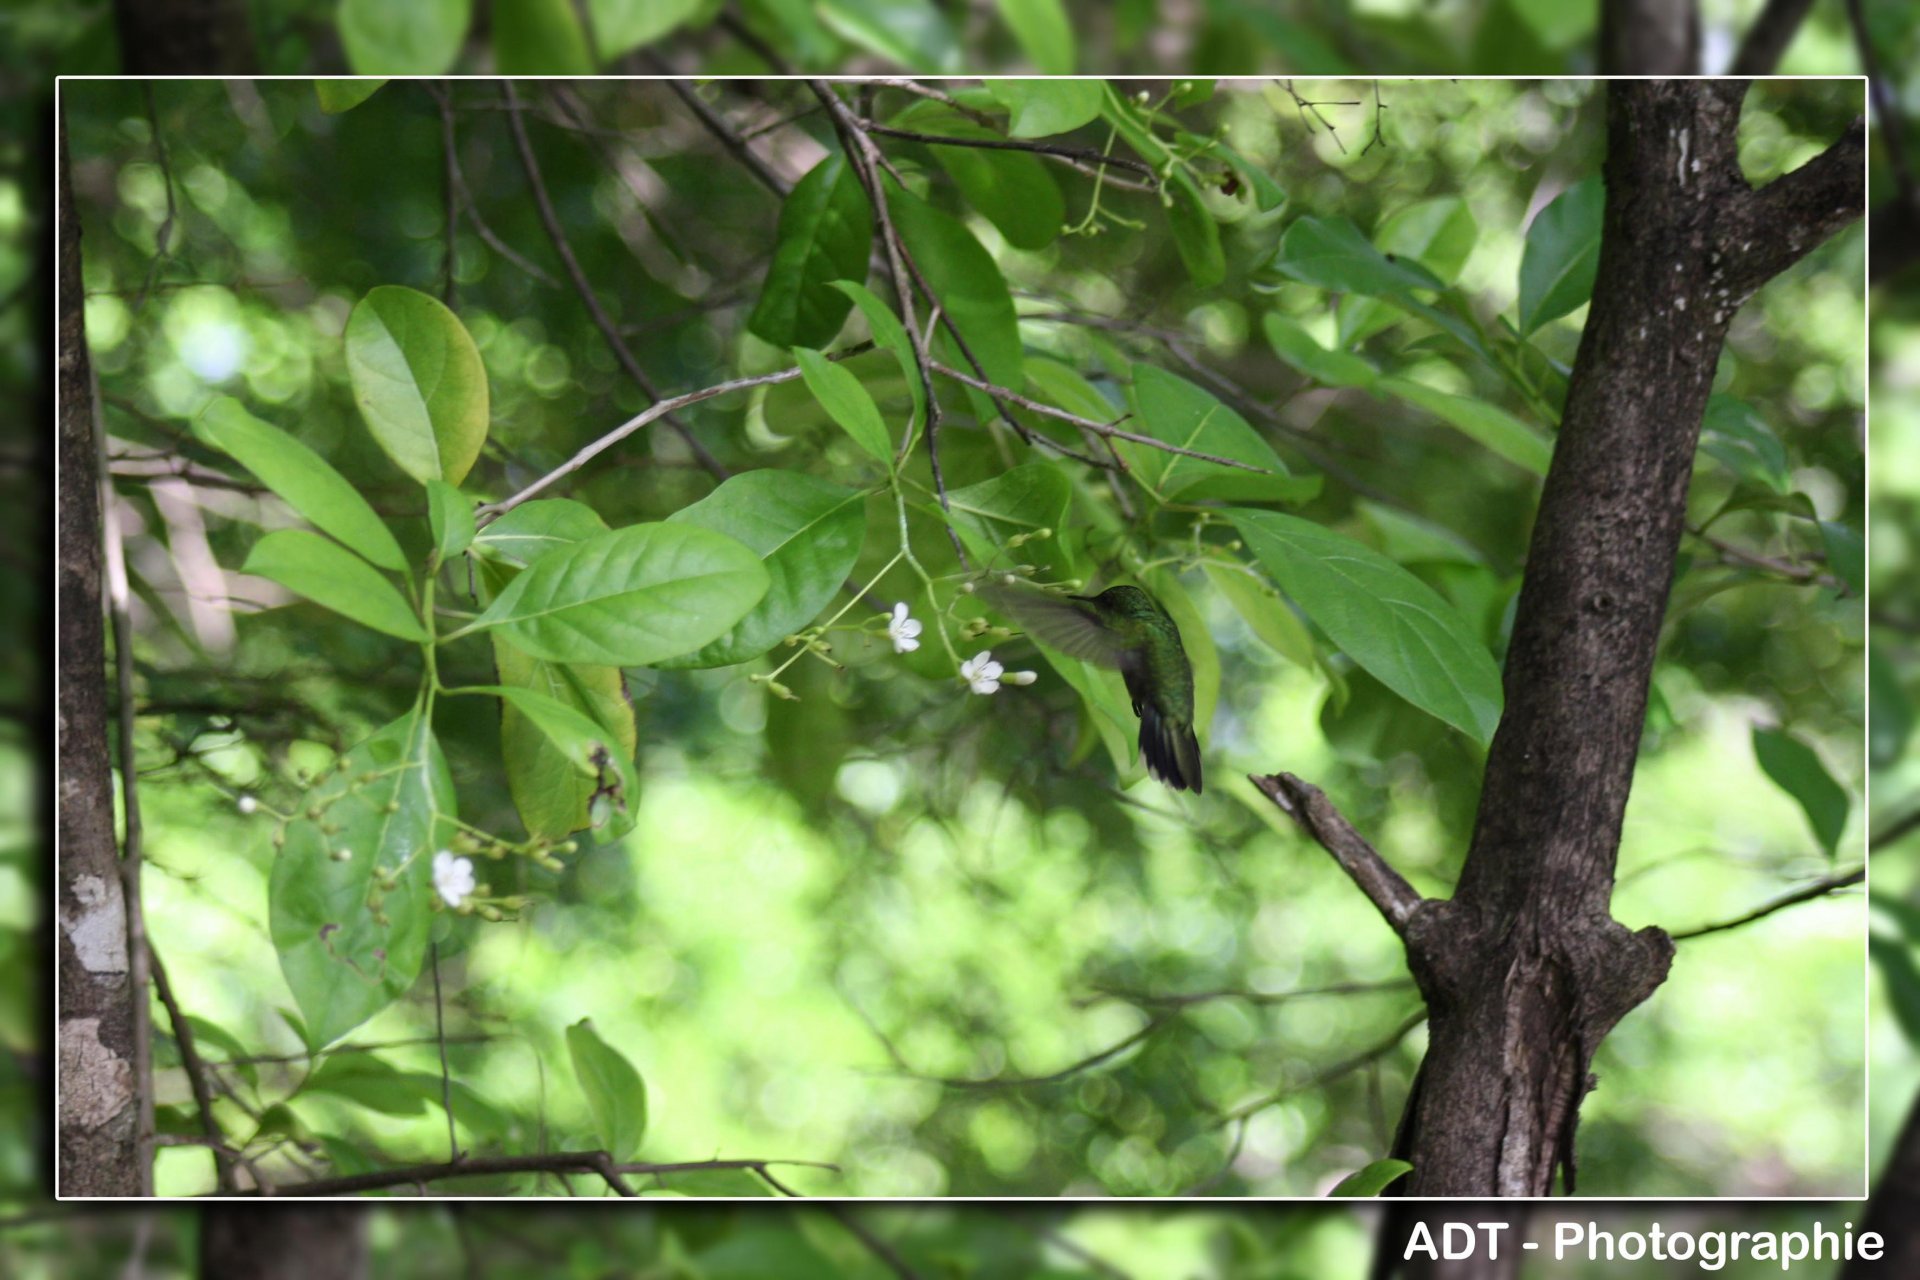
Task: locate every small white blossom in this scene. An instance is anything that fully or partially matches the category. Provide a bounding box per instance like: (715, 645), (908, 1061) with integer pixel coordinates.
(433, 850), (477, 908)
(1002, 670), (1037, 686)
(960, 651), (1005, 695)
(885, 601), (923, 653)
(235, 794), (258, 815)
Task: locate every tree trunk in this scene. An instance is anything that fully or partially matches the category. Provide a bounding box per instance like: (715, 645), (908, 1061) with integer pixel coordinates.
(1263, 79), (1863, 1208)
(1844, 1096), (1920, 1279)
(112, 0), (257, 74)
(1598, 0), (1700, 74)
(199, 1209), (371, 1280)
(55, 110), (145, 1196)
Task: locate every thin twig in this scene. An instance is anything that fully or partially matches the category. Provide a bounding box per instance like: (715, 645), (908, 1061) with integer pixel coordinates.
(500, 82), (726, 480)
(1670, 866), (1864, 940)
(148, 943), (235, 1192)
(231, 1153), (835, 1198)
(656, 75), (789, 197)
(856, 119), (1160, 184)
(823, 1207), (926, 1280)
(430, 941), (460, 1163)
(1219, 1010), (1427, 1125)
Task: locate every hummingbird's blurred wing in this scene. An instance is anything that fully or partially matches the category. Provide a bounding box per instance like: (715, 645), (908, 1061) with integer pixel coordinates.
(978, 582), (1129, 667)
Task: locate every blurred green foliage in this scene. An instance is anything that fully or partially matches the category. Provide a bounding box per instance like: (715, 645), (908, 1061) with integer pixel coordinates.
(40, 77), (1866, 1200)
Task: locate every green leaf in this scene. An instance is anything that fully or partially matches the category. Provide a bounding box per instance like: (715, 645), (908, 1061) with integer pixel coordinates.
(1127, 364), (1318, 505)
(464, 684), (639, 843)
(1700, 396), (1792, 494)
(815, 0), (956, 71)
(472, 500), (610, 567)
(587, 0), (703, 57)
(1376, 376), (1552, 476)
(492, 0), (596, 71)
(490, 629), (637, 842)
(243, 530), (426, 642)
(986, 79), (1103, 138)
(994, 0), (1074, 73)
(1229, 509), (1504, 744)
(467, 523), (770, 667)
(1024, 356), (1122, 423)
(885, 188), (1024, 389)
(566, 1019), (648, 1159)
(427, 480), (476, 563)
(1818, 520), (1863, 595)
(661, 470), (868, 668)
(831, 280), (923, 446)
(1871, 936), (1920, 1047)
(315, 81), (387, 114)
(1262, 314), (1378, 389)
(1871, 646), (1913, 771)
(945, 463), (1069, 564)
(1201, 559), (1315, 670)
(337, 0), (471, 74)
(1752, 726), (1849, 858)
(270, 712), (453, 1049)
(794, 348), (893, 465)
(891, 102), (1065, 251)
(747, 154), (873, 350)
(1270, 216), (1445, 296)
(1166, 172), (1225, 288)
(195, 397), (406, 571)
(1330, 1158), (1414, 1197)
(345, 286), (490, 487)
(1517, 176), (1603, 334)
(1338, 198), (1478, 345)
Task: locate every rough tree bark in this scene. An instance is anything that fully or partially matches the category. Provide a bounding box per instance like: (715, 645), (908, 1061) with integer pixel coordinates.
(112, 0), (257, 74)
(1258, 79), (1864, 1210)
(1843, 1097), (1920, 1279)
(1598, 0), (1700, 74)
(55, 112), (145, 1195)
(199, 1209), (371, 1280)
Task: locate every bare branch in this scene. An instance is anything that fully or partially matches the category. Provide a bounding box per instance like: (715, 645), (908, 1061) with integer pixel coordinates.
(855, 118), (1160, 185)
(1718, 114), (1867, 300)
(1670, 865), (1863, 940)
(1729, 0), (1817, 74)
(1248, 772), (1424, 932)
(223, 1152), (834, 1198)
(656, 75), (790, 198)
(822, 1208), (926, 1280)
(149, 943), (235, 1191)
(1220, 1011), (1428, 1125)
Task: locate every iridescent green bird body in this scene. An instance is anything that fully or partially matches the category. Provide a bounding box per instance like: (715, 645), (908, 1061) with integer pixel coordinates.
(981, 582), (1202, 793)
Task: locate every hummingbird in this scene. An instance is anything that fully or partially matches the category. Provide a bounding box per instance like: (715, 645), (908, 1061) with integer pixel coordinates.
(980, 581), (1202, 793)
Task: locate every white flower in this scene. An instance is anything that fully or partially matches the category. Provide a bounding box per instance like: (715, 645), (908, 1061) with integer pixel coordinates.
(433, 850), (477, 908)
(885, 601), (922, 654)
(235, 794), (258, 815)
(1002, 670), (1037, 686)
(960, 650), (1004, 695)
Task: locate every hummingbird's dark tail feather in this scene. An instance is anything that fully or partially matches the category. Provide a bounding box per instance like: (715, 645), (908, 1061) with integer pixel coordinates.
(1139, 704), (1203, 793)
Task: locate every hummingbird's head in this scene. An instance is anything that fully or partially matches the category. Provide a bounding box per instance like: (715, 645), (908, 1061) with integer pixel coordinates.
(1085, 585), (1162, 620)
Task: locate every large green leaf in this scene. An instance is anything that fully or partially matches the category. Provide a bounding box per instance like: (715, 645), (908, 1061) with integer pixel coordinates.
(661, 470), (868, 668)
(1201, 559), (1315, 670)
(426, 480), (476, 563)
(1166, 172), (1225, 288)
(337, 0), (471, 74)
(987, 78), (1103, 137)
(465, 523), (770, 667)
(1338, 198), (1479, 345)
(1269, 216), (1445, 296)
(492, 0), (595, 71)
(885, 188), (1024, 389)
(994, 0), (1074, 71)
(345, 285), (489, 487)
(747, 153), (873, 350)
(794, 348), (892, 465)
(891, 102), (1065, 251)
(243, 530), (425, 642)
(815, 0), (956, 71)
(1752, 727), (1849, 858)
(1229, 509), (1504, 744)
(1517, 176), (1603, 334)
(472, 500), (610, 567)
(566, 1019), (648, 1159)
(1376, 376), (1552, 476)
(270, 712), (453, 1048)
(945, 463), (1070, 566)
(587, 0), (703, 57)
(195, 397), (405, 571)
(1125, 363), (1318, 505)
